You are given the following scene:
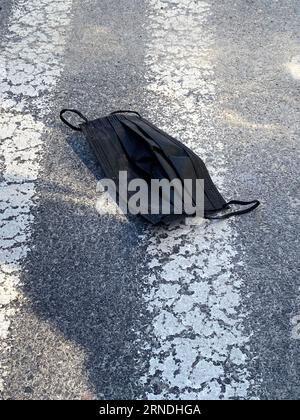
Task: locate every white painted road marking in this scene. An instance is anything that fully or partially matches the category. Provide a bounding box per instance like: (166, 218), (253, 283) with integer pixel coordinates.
(0, 0), (73, 392)
(141, 0), (253, 399)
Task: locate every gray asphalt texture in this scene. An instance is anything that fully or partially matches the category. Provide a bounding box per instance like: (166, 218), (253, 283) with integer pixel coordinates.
(212, 1), (300, 399)
(1, 0), (300, 400)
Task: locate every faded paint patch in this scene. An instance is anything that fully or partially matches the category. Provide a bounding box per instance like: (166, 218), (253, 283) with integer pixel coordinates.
(222, 109), (280, 132)
(0, 0), (73, 392)
(291, 314), (300, 339)
(286, 56), (300, 80)
(141, 0), (252, 399)
(291, 286), (300, 340)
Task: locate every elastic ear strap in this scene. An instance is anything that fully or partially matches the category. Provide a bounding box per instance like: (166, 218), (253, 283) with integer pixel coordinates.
(60, 109), (88, 131)
(110, 110), (141, 117)
(206, 199), (260, 220)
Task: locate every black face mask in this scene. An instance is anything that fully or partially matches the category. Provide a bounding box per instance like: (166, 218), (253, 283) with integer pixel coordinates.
(60, 109), (260, 224)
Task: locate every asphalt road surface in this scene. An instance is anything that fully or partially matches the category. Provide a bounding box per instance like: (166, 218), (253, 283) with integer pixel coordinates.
(0, 0), (299, 400)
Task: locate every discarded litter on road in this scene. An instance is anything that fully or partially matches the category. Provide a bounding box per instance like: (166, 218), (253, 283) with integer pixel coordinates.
(60, 109), (260, 223)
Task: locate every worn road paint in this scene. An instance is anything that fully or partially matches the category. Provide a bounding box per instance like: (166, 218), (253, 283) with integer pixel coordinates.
(141, 0), (252, 399)
(286, 55), (300, 80)
(0, 0), (73, 392)
(291, 287), (300, 339)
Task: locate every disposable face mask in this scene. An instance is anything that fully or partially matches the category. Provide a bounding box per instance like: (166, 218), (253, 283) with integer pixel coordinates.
(60, 109), (260, 224)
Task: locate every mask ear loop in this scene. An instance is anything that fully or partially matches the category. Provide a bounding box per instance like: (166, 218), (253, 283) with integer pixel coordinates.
(205, 199), (260, 220)
(60, 109), (88, 131)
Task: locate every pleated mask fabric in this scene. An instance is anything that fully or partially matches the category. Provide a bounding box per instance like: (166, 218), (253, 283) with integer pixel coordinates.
(60, 109), (260, 224)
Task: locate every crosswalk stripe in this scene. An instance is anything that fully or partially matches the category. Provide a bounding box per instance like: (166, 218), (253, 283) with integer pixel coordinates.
(0, 0), (73, 393)
(141, 0), (253, 400)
